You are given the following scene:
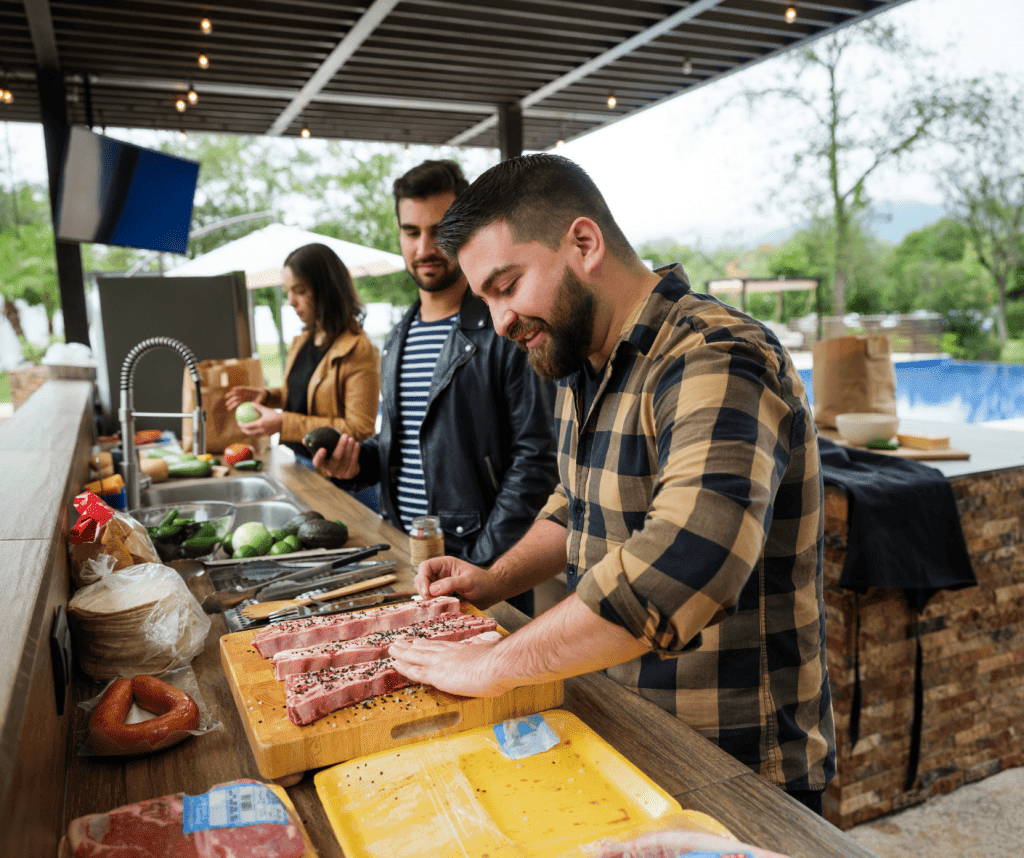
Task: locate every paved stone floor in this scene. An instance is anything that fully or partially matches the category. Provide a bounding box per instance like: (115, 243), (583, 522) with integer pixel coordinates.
(846, 767), (1024, 857)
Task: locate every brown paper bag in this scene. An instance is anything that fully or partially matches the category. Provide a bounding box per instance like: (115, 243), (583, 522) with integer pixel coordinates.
(182, 358), (270, 453)
(811, 335), (897, 429)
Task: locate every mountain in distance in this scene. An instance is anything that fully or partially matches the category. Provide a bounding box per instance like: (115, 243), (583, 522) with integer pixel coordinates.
(751, 199), (951, 248)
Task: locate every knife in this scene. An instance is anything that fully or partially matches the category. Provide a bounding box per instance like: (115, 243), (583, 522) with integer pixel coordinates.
(254, 560), (396, 601)
(201, 545), (389, 614)
(268, 590), (420, 621)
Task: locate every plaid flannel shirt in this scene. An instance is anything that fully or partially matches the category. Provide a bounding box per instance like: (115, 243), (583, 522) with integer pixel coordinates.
(539, 264), (835, 790)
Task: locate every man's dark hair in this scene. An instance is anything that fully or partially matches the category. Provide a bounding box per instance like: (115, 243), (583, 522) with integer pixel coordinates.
(284, 242), (364, 340)
(435, 154), (634, 261)
(392, 159), (469, 217)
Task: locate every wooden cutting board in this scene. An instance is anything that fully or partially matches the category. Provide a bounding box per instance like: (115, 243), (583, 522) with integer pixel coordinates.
(220, 602), (564, 783)
(836, 439), (971, 460)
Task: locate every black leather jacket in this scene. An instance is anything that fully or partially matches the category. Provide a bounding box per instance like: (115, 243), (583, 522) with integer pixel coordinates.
(341, 289), (558, 566)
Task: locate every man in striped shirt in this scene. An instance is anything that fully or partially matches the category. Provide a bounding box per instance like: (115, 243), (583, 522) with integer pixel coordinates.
(392, 155), (836, 814)
(315, 160), (557, 615)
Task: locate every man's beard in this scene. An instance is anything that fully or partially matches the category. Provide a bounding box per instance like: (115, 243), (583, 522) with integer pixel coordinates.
(506, 266), (595, 379)
(408, 258), (464, 293)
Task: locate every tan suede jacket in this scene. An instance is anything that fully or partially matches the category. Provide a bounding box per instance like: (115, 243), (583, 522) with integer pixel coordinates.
(263, 326), (380, 443)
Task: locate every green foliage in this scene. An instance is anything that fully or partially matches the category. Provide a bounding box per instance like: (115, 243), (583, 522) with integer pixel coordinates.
(942, 309), (1001, 360)
(1005, 299), (1024, 339)
(1002, 338), (1024, 363)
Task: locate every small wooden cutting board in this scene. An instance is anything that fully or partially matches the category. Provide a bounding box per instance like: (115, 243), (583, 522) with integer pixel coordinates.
(837, 439), (971, 460)
(219, 602), (564, 783)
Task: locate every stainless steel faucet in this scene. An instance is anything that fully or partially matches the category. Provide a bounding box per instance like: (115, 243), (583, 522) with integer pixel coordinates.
(119, 337), (206, 509)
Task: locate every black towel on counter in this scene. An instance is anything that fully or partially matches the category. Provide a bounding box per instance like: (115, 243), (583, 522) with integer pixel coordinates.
(818, 437), (977, 790)
(818, 438), (976, 611)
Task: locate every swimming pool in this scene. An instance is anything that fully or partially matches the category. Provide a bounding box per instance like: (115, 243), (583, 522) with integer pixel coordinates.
(797, 358), (1024, 424)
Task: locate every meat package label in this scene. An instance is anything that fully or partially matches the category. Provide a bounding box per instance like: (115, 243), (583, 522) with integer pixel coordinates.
(183, 782), (288, 832)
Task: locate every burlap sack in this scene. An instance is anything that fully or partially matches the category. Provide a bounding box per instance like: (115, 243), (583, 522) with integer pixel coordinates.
(811, 335), (897, 429)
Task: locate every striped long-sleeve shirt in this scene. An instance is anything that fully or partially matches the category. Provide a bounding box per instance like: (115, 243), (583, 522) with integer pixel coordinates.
(540, 264), (835, 790)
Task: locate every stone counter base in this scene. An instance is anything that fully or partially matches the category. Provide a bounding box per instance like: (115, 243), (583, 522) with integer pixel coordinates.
(822, 467), (1024, 829)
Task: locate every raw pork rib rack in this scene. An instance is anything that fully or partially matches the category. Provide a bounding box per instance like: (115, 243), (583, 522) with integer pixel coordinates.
(251, 595), (461, 657)
(271, 612), (498, 679)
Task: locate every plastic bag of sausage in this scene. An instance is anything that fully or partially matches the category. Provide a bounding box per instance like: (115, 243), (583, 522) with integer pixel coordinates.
(76, 665), (221, 756)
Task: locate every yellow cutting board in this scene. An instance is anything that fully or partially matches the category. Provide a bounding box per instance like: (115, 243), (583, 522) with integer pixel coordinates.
(219, 602), (564, 782)
(314, 709), (733, 858)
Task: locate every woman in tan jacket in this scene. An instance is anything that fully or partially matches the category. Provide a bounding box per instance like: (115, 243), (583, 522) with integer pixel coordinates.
(226, 243), (380, 453)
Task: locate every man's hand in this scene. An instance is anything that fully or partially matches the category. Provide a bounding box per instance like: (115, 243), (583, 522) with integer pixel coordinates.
(225, 385), (265, 411)
(389, 632), (510, 698)
(414, 555), (509, 608)
(312, 433), (361, 480)
(235, 402), (282, 437)
(591, 830), (791, 858)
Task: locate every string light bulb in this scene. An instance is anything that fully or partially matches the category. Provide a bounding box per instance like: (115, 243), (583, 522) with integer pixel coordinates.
(403, 144), (411, 160)
(175, 98), (187, 113)
(178, 130), (188, 142)
(187, 86), (198, 105)
(556, 138), (565, 147)
(0, 88), (11, 105)
(785, 6), (797, 23)
(682, 58), (693, 76)
(197, 54), (209, 69)
(300, 127), (310, 138)
(200, 18), (212, 34)
(606, 93), (617, 109)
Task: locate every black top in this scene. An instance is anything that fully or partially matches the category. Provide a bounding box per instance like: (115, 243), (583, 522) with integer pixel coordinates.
(285, 338), (327, 416)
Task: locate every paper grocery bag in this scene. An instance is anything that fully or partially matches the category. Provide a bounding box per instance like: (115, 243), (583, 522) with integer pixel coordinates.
(182, 358), (270, 453)
(811, 335), (897, 429)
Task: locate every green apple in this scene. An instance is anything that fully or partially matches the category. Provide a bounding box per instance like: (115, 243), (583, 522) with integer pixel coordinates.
(235, 402), (260, 424)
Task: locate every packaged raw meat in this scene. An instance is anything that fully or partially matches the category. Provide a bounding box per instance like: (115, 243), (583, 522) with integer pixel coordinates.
(63, 778), (308, 858)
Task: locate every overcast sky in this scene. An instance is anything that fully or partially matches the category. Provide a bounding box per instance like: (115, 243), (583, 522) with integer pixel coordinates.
(2, 0), (1021, 250)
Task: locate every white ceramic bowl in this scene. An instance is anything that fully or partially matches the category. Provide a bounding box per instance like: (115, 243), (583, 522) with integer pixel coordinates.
(835, 412), (900, 446)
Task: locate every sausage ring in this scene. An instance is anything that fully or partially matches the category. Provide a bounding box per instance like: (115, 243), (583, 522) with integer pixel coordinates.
(87, 675), (200, 755)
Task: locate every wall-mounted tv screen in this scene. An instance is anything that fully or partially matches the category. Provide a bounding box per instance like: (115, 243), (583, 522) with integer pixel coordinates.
(55, 126), (200, 255)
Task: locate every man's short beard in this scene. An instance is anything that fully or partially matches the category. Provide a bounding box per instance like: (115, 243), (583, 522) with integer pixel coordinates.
(508, 266), (595, 380)
(410, 262), (464, 293)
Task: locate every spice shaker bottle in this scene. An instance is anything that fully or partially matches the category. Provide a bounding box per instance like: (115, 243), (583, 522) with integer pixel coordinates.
(409, 515), (444, 568)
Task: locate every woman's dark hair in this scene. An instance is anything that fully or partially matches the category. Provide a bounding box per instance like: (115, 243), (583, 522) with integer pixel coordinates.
(392, 159), (469, 217)
(283, 243), (364, 341)
(435, 154), (634, 262)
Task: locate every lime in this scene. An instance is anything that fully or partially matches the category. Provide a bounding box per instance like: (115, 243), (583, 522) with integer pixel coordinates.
(282, 534), (300, 552)
(235, 544), (260, 558)
(269, 541), (292, 555)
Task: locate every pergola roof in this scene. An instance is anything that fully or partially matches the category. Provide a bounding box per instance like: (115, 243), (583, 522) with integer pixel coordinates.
(4, 0), (911, 151)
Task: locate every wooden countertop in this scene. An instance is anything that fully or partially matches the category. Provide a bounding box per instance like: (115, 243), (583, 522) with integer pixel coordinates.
(61, 445), (877, 858)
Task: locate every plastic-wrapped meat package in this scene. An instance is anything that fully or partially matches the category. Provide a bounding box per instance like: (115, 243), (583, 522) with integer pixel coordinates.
(64, 779), (306, 858)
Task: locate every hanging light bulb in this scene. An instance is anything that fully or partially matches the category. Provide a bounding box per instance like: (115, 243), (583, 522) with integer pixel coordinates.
(785, 6), (797, 23)
(197, 54), (210, 69)
(300, 127), (311, 138)
(682, 57), (693, 76)
(606, 93), (617, 109)
(175, 98), (187, 113)
(403, 144), (411, 160)
(0, 88), (11, 105)
(200, 18), (212, 34)
(178, 129), (188, 142)
(187, 86), (198, 105)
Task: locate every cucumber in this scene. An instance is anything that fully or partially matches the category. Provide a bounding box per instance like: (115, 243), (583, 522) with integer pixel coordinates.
(167, 457), (213, 478)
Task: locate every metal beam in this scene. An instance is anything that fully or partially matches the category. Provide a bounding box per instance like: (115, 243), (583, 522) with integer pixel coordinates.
(266, 0), (402, 136)
(446, 0), (727, 145)
(22, 0), (60, 69)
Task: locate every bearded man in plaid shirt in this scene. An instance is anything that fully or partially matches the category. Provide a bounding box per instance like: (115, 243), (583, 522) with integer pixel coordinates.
(382, 154), (836, 814)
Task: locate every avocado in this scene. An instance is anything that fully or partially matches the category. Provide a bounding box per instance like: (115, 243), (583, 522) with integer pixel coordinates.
(297, 519), (349, 550)
(281, 510), (325, 537)
(303, 426), (342, 458)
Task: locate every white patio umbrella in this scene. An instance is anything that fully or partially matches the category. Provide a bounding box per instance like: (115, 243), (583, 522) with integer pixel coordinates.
(165, 222), (405, 286)
(165, 223), (406, 369)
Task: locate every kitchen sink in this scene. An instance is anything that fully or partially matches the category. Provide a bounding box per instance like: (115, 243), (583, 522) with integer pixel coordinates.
(139, 475), (282, 506)
(138, 473), (310, 533)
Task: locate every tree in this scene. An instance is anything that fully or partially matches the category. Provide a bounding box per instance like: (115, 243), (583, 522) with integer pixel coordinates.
(940, 82), (1024, 343)
(734, 20), (977, 316)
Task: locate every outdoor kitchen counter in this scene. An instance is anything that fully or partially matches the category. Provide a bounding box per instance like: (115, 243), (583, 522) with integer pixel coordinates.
(0, 380), (876, 857)
(60, 445), (877, 858)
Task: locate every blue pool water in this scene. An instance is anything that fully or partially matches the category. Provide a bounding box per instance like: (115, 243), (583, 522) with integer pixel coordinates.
(797, 359), (1024, 424)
